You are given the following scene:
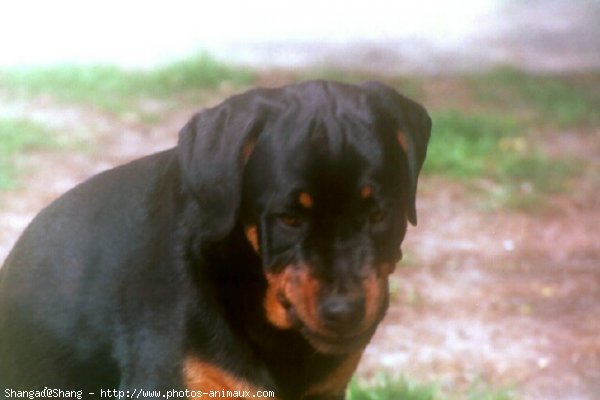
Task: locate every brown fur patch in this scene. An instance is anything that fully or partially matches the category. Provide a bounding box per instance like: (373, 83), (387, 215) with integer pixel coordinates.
(245, 225), (260, 253)
(397, 130), (410, 154)
(264, 270), (293, 329)
(264, 266), (321, 332)
(304, 352), (363, 398)
(360, 185), (373, 200)
(363, 271), (387, 327)
(298, 192), (314, 209)
(184, 356), (264, 399)
(378, 262), (396, 277)
(290, 267), (321, 332)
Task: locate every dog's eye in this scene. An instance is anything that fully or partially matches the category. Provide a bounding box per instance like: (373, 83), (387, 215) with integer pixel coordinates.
(278, 214), (303, 229)
(369, 209), (386, 224)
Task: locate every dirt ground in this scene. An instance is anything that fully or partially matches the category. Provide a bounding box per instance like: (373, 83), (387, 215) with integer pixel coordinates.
(0, 89), (598, 400)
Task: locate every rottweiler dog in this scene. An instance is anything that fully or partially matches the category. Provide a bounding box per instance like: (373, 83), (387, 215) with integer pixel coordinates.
(0, 80), (431, 399)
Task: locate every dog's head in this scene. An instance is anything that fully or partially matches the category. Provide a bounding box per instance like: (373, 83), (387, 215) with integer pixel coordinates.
(179, 81), (431, 354)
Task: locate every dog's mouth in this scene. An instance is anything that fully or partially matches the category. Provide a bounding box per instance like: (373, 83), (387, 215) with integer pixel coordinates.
(282, 299), (379, 354)
(300, 322), (377, 354)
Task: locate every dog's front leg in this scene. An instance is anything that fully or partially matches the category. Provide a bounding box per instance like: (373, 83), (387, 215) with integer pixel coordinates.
(114, 328), (186, 397)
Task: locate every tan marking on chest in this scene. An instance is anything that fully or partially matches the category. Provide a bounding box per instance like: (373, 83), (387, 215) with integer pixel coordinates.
(184, 356), (268, 399)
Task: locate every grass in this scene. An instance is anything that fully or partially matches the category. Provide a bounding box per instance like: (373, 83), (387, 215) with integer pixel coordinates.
(0, 118), (57, 189)
(425, 111), (522, 179)
(0, 54), (255, 116)
(424, 110), (580, 209)
(347, 375), (437, 400)
(471, 67), (600, 127)
(347, 375), (516, 400)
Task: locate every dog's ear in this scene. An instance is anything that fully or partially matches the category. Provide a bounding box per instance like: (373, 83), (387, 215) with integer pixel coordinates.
(362, 81), (432, 226)
(178, 90), (278, 240)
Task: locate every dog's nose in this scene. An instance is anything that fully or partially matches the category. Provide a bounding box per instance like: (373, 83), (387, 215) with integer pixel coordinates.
(319, 295), (365, 331)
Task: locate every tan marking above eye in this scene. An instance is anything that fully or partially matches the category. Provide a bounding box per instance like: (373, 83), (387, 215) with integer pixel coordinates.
(360, 185), (373, 200)
(245, 225), (260, 253)
(397, 130), (410, 153)
(298, 192), (314, 209)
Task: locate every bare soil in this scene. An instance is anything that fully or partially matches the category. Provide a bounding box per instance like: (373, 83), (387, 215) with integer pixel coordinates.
(1, 92), (598, 400)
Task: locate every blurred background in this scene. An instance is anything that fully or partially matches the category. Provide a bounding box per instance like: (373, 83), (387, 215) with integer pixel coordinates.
(0, 1), (598, 399)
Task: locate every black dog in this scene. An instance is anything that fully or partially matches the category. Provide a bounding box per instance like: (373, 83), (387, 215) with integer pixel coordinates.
(0, 80), (430, 399)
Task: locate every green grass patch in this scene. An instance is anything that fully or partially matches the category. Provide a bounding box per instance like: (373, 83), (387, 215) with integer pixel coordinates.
(347, 375), (517, 400)
(347, 375), (437, 400)
(0, 118), (57, 189)
(425, 111), (522, 179)
(473, 67), (600, 127)
(0, 54), (255, 116)
(424, 110), (580, 208)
